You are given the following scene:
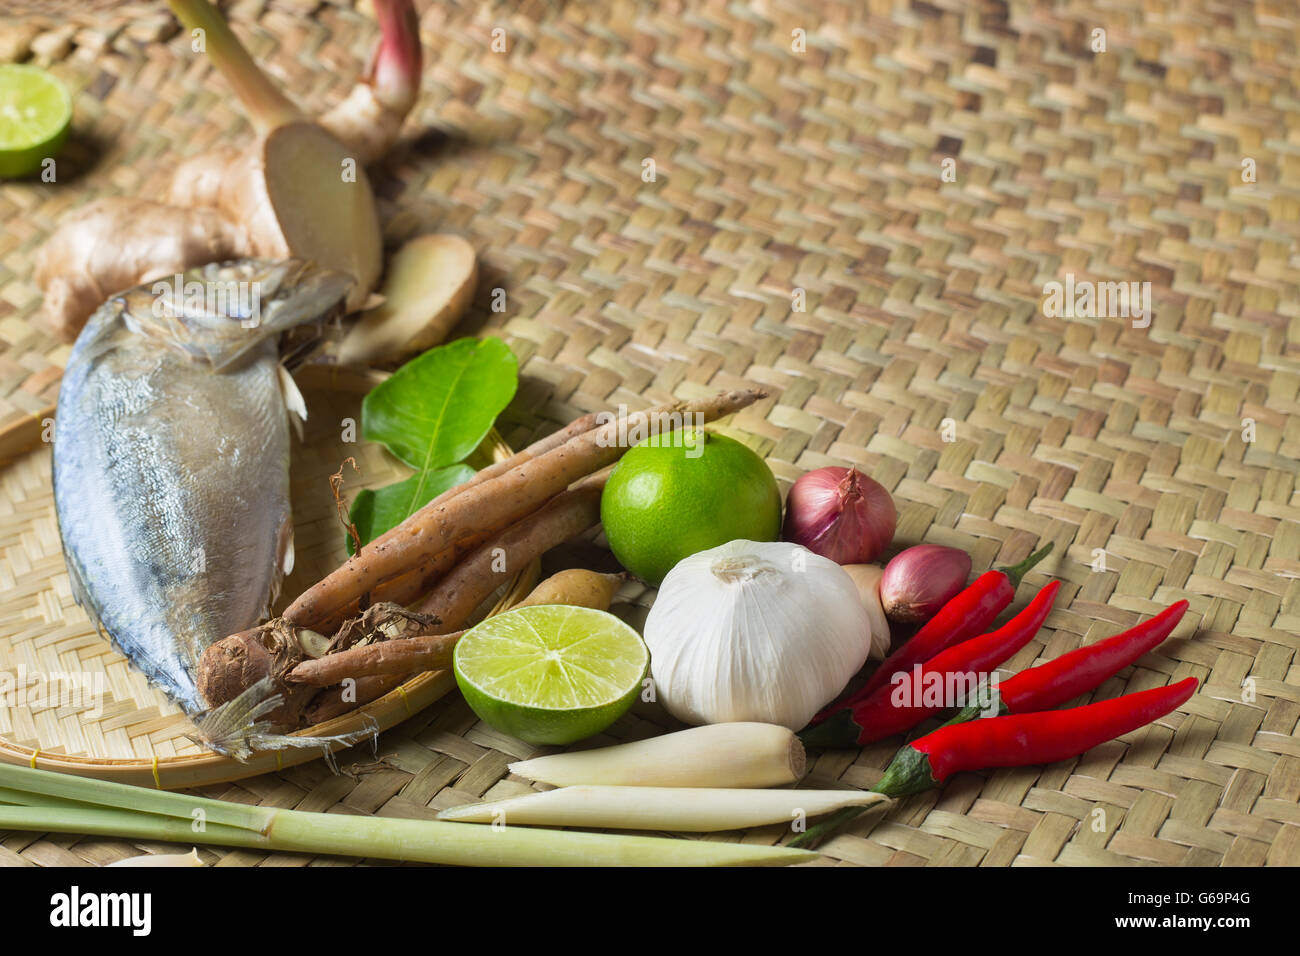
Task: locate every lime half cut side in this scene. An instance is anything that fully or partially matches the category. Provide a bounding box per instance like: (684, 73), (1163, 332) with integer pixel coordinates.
(0, 64), (72, 180)
(453, 604), (649, 745)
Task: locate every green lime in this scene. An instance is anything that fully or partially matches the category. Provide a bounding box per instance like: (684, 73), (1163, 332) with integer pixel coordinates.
(0, 64), (72, 180)
(453, 604), (649, 745)
(601, 428), (781, 586)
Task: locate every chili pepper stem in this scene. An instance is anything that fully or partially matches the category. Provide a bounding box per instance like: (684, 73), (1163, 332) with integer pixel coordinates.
(1000, 541), (1054, 589)
(797, 709), (859, 748)
(942, 699), (999, 727)
(790, 747), (941, 849)
(796, 697), (999, 840)
(874, 744), (940, 797)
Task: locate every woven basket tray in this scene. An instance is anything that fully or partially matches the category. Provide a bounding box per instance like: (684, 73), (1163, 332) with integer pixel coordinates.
(0, 364), (537, 790)
(2, 0), (1297, 869)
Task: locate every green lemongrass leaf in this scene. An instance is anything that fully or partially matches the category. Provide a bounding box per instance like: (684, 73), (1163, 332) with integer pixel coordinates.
(348, 463), (475, 554)
(0, 761), (268, 831)
(0, 786), (92, 808)
(0, 805), (265, 850)
(361, 337), (518, 471)
(0, 764), (816, 866)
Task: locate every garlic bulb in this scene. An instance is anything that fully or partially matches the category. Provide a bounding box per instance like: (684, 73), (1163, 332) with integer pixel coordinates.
(644, 540), (873, 731)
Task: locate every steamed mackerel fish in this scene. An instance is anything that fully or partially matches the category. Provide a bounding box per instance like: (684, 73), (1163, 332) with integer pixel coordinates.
(53, 260), (352, 713)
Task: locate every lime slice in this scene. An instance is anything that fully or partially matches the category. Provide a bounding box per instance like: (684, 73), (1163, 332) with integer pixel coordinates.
(453, 605), (649, 745)
(0, 64), (72, 180)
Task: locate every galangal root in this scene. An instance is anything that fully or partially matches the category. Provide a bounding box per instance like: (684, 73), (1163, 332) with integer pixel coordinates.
(335, 234), (480, 367)
(284, 388), (766, 633)
(34, 199), (245, 338)
(197, 386), (765, 733)
(202, 565), (620, 729)
(37, 0), (421, 342)
(291, 571), (623, 688)
(414, 475), (608, 630)
(300, 411), (603, 637)
(195, 602), (438, 722)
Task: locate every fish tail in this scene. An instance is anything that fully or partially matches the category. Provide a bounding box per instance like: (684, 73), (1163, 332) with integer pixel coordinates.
(187, 676), (377, 763)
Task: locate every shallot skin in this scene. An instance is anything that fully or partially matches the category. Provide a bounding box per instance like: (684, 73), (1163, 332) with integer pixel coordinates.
(781, 466), (896, 564)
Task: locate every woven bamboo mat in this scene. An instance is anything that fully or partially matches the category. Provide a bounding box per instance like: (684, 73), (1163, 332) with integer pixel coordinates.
(1, 0), (1298, 867)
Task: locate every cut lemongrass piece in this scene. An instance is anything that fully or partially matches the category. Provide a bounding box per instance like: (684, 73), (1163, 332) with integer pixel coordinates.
(437, 786), (889, 832)
(509, 722), (805, 789)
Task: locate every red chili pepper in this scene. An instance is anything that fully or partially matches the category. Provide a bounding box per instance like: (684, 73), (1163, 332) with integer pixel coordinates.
(998, 600), (1189, 714)
(815, 542), (1054, 721)
(792, 601), (1193, 849)
(792, 675), (1199, 849)
(878, 677), (1198, 796)
(801, 580), (1060, 747)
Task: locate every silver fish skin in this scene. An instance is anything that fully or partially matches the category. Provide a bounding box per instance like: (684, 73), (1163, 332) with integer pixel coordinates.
(53, 259), (351, 713)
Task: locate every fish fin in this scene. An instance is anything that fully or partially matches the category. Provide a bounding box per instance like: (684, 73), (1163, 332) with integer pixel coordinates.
(267, 517), (295, 612)
(186, 676), (377, 764)
(278, 364), (307, 441)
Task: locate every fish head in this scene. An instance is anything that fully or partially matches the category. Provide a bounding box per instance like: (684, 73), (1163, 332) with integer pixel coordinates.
(117, 259), (354, 371)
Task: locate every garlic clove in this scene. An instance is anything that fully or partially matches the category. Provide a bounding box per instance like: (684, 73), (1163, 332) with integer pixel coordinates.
(839, 564), (892, 660)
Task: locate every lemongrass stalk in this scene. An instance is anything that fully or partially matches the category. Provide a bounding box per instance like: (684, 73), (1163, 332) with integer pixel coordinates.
(0, 804), (811, 867)
(168, 0), (304, 131)
(437, 786), (890, 832)
(508, 722), (805, 789)
(0, 764), (814, 867)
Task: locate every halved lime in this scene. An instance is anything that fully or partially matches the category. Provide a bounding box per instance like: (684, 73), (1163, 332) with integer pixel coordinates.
(0, 64), (72, 180)
(453, 605), (649, 745)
